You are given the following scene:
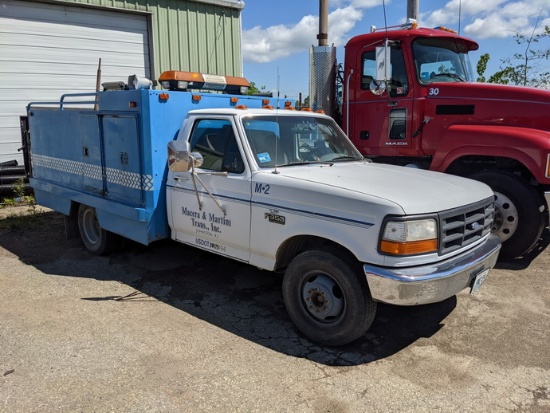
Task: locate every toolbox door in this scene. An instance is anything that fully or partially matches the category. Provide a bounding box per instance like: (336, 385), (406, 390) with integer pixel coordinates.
(101, 115), (143, 205)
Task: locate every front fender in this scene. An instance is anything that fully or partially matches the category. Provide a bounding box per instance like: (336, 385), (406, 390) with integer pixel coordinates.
(429, 124), (550, 183)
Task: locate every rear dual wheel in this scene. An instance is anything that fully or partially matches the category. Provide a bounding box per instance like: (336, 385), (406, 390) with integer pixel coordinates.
(282, 250), (376, 346)
(77, 204), (120, 255)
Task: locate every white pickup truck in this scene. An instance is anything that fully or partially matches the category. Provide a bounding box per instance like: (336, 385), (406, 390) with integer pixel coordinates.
(25, 72), (500, 345)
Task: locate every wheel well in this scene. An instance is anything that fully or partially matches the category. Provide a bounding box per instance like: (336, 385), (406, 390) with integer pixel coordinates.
(64, 201), (81, 239)
(446, 155), (534, 182)
(274, 235), (357, 272)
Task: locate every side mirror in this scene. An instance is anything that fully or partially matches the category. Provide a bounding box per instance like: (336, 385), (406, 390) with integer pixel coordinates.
(167, 141), (204, 172)
(370, 80), (387, 96)
(372, 42), (390, 96)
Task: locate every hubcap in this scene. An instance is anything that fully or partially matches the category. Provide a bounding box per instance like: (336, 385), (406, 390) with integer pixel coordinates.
(302, 274), (344, 322)
(492, 191), (518, 242)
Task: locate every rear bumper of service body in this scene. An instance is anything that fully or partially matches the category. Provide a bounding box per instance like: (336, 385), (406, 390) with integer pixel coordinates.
(363, 234), (501, 306)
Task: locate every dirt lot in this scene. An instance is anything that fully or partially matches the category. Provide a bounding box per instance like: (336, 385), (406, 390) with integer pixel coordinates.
(0, 205), (549, 412)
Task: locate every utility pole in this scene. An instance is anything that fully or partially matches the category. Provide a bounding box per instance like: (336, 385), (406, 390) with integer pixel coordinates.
(407, 0), (418, 20)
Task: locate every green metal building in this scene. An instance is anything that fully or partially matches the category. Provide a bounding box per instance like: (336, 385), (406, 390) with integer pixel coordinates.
(0, 0), (246, 164)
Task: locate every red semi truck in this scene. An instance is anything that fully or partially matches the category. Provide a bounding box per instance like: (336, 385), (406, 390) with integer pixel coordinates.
(311, 20), (550, 259)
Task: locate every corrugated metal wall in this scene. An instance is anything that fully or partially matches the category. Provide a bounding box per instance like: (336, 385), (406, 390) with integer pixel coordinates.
(57, 0), (244, 79)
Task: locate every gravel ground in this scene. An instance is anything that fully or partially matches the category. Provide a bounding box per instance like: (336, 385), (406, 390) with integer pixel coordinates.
(0, 205), (548, 413)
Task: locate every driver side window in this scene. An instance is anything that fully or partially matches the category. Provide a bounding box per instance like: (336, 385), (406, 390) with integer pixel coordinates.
(361, 47), (408, 97)
(189, 119), (245, 174)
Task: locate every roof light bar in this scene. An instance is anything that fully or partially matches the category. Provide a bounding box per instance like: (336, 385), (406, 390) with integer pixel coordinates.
(158, 71), (250, 95)
(434, 26), (458, 34)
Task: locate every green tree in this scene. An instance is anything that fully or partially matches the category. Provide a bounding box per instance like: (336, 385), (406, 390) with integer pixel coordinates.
(246, 81), (268, 95)
(476, 53), (490, 82)
(478, 24), (549, 87)
(296, 95), (309, 109)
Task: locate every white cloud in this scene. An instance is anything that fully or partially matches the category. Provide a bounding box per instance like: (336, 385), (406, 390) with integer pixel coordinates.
(242, 15), (318, 63)
(243, 3), (366, 63)
(242, 0), (550, 64)
(349, 0), (386, 7)
(422, 0), (550, 39)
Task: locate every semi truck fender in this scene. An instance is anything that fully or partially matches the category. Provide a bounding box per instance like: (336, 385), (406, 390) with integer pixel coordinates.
(429, 124), (550, 184)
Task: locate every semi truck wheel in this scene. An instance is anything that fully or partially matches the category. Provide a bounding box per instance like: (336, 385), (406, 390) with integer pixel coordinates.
(470, 171), (545, 259)
(77, 204), (120, 255)
(282, 249), (376, 346)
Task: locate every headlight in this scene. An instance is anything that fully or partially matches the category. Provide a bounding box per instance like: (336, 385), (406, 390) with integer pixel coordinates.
(380, 218), (438, 255)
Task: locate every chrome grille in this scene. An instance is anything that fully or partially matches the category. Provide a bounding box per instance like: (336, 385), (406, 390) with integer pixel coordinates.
(439, 197), (495, 255)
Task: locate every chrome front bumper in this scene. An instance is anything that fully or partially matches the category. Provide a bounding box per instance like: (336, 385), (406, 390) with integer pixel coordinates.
(364, 234), (501, 306)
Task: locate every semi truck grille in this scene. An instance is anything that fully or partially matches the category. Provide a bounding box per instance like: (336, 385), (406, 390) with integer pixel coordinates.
(439, 197), (495, 255)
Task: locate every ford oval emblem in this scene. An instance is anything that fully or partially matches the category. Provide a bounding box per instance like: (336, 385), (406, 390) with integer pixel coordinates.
(470, 222), (480, 231)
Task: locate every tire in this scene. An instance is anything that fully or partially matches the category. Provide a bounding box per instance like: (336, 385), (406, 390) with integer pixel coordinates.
(77, 204), (120, 255)
(470, 171), (545, 259)
(282, 249), (377, 346)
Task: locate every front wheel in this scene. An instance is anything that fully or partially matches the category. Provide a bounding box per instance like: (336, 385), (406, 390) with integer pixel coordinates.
(282, 250), (376, 346)
(77, 204), (120, 255)
(470, 171), (545, 259)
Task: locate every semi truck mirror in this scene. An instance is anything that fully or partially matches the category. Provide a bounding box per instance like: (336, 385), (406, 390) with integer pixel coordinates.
(370, 79), (387, 96)
(375, 44), (391, 82)
(372, 41), (390, 96)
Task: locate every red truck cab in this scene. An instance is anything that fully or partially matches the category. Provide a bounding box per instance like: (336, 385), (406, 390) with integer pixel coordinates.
(341, 23), (550, 259)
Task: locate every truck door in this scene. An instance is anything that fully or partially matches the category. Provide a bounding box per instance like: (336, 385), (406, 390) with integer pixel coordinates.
(348, 45), (416, 158)
(167, 117), (252, 262)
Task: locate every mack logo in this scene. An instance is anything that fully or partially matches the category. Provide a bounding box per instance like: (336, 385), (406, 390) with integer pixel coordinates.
(265, 212), (285, 225)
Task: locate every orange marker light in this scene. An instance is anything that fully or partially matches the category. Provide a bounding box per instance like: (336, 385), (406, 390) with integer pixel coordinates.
(380, 239), (438, 255)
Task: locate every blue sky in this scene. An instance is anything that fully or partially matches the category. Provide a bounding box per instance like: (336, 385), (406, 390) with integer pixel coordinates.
(240, 0), (550, 98)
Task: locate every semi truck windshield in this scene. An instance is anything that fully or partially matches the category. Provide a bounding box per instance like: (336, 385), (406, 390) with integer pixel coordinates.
(413, 37), (475, 84)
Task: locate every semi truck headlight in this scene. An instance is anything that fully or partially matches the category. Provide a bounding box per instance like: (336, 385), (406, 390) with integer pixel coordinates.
(380, 218), (438, 255)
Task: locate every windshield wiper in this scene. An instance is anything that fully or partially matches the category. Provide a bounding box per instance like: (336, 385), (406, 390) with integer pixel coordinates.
(329, 156), (361, 162)
(432, 73), (466, 82)
(278, 160), (334, 167)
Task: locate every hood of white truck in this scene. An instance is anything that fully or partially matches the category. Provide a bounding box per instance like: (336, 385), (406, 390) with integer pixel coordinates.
(271, 161), (493, 215)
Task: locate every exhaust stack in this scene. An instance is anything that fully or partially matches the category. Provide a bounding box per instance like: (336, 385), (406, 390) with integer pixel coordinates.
(309, 0), (336, 116)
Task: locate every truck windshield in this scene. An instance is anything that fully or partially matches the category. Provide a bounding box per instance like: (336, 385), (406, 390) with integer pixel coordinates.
(413, 37), (475, 84)
(242, 115), (363, 168)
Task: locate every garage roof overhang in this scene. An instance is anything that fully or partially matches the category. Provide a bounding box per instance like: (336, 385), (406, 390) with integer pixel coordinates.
(193, 0), (244, 10)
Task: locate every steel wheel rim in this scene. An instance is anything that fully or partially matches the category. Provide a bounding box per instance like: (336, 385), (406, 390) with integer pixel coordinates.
(301, 273), (345, 323)
(492, 191), (519, 242)
(81, 208), (100, 245)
